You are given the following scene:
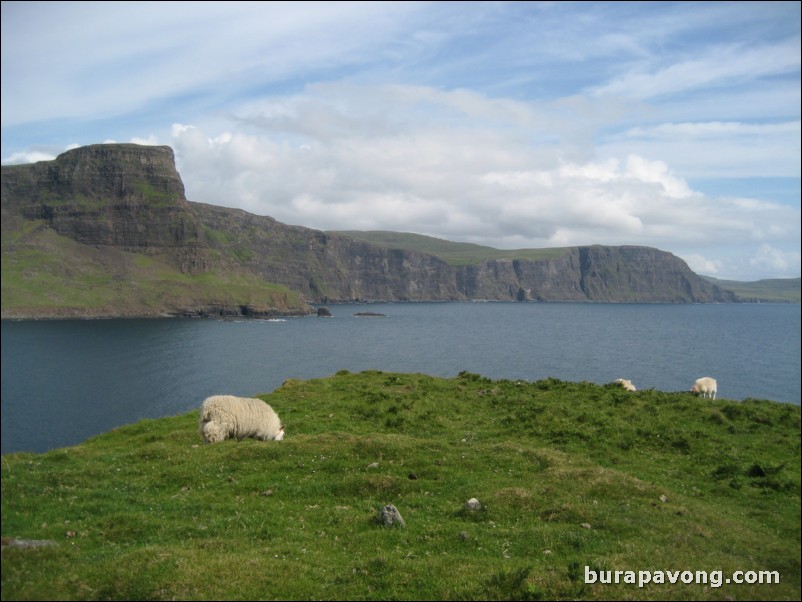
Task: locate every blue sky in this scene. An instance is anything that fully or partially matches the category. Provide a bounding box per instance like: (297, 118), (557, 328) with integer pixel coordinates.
(2, 1), (800, 281)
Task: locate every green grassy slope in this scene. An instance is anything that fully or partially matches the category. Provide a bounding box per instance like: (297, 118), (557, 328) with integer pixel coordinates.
(2, 371), (799, 600)
(330, 230), (572, 266)
(701, 276), (801, 303)
(1, 219), (307, 318)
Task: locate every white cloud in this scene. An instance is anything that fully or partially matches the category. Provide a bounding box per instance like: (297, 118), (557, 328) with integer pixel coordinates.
(683, 254), (723, 277)
(166, 83), (800, 282)
(600, 120), (801, 179)
(623, 155), (693, 198)
(0, 1), (428, 128)
(749, 243), (801, 274)
(1, 150), (56, 164)
(2, 2), (798, 281)
(624, 121), (801, 139)
(130, 135), (160, 146)
(590, 38), (801, 100)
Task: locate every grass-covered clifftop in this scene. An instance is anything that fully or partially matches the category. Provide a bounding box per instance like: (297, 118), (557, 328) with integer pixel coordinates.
(2, 371), (800, 600)
(700, 276), (801, 303)
(335, 231), (800, 303)
(1, 218), (310, 319)
(330, 230), (572, 267)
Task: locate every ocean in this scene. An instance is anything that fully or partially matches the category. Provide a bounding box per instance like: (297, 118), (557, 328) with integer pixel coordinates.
(2, 302), (799, 454)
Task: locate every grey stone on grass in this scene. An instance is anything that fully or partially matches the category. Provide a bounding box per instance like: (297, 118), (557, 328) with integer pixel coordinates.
(377, 503), (406, 527)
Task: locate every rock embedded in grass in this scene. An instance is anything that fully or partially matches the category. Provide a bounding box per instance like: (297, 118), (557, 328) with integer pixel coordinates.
(464, 497), (482, 510)
(377, 503), (406, 527)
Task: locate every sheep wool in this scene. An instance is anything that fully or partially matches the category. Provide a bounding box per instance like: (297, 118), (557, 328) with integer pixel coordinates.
(690, 377), (717, 400)
(200, 395), (285, 443)
(614, 378), (637, 392)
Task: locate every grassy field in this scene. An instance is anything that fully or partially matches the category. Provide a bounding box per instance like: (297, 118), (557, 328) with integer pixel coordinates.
(700, 276), (801, 303)
(331, 230), (572, 266)
(2, 371), (800, 600)
(1, 221), (307, 317)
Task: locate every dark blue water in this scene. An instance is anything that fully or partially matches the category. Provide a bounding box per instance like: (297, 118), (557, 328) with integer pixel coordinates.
(2, 302), (799, 454)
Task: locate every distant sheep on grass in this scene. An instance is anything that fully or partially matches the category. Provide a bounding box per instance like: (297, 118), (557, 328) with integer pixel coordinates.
(690, 377), (717, 400)
(200, 395), (285, 443)
(614, 378), (637, 392)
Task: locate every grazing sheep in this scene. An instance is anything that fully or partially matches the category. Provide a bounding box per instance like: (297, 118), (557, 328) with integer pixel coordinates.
(199, 395), (285, 443)
(690, 377), (717, 400)
(614, 378), (637, 392)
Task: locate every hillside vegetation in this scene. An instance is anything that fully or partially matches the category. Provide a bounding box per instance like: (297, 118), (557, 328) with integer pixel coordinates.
(335, 231), (800, 303)
(2, 371), (799, 600)
(330, 230), (572, 267)
(701, 276), (801, 303)
(1, 144), (742, 313)
(1, 216), (309, 319)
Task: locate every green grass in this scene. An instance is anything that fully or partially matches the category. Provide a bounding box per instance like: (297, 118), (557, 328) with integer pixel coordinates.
(2, 371), (800, 600)
(1, 223), (307, 316)
(701, 276), (801, 303)
(330, 231), (572, 267)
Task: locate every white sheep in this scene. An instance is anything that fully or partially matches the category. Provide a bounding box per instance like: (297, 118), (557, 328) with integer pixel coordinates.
(199, 395), (285, 443)
(690, 377), (717, 400)
(614, 378), (637, 392)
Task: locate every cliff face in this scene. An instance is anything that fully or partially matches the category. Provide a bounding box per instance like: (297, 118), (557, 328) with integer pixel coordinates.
(1, 144), (209, 273)
(190, 201), (463, 302)
(2, 143), (737, 316)
(191, 202), (735, 304)
(449, 248), (733, 303)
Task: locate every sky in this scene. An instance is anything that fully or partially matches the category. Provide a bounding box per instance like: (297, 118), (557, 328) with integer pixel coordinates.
(2, 1), (800, 281)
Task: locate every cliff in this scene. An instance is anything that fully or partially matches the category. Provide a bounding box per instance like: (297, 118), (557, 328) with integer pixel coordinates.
(2, 143), (737, 319)
(190, 201), (735, 303)
(1, 144), (309, 318)
(189, 202), (463, 302)
(1, 144), (210, 273)
(455, 246), (719, 303)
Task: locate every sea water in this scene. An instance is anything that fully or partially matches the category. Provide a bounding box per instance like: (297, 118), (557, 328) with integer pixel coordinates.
(2, 302), (799, 454)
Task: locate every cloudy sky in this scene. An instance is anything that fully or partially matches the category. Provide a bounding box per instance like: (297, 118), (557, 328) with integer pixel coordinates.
(2, 1), (800, 281)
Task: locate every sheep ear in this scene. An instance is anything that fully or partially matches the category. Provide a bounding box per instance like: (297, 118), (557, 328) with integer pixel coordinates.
(280, 425), (285, 431)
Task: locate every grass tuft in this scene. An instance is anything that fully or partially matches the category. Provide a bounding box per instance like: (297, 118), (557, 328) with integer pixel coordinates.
(2, 371), (800, 600)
